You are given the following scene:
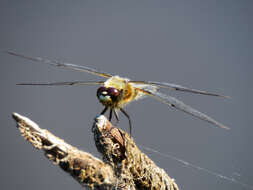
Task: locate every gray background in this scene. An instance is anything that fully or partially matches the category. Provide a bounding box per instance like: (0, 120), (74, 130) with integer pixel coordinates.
(0, 1), (252, 190)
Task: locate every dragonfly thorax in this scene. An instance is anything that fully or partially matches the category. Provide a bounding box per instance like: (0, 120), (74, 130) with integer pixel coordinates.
(97, 86), (121, 107)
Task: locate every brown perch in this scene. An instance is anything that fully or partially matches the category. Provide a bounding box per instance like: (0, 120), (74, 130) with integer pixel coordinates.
(12, 113), (179, 190)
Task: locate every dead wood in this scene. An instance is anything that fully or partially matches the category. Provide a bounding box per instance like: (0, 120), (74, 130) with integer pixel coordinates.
(12, 113), (179, 190)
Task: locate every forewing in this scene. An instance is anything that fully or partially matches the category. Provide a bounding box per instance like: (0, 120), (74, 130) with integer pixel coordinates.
(17, 81), (104, 86)
(130, 81), (230, 98)
(6, 51), (112, 78)
(136, 88), (230, 130)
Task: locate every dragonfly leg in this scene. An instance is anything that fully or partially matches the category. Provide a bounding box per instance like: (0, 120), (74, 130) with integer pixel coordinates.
(100, 107), (108, 115)
(113, 109), (119, 125)
(109, 108), (113, 121)
(119, 108), (132, 136)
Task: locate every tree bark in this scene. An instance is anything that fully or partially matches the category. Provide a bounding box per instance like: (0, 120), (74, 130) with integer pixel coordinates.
(12, 112), (179, 190)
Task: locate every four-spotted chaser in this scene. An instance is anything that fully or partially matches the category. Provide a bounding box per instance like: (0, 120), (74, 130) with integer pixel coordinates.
(7, 51), (230, 135)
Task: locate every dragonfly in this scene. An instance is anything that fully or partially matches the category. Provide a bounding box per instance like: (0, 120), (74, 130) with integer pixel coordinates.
(9, 51), (253, 190)
(6, 51), (230, 135)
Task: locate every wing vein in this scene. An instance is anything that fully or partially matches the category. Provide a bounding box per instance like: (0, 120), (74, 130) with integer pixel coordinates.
(16, 81), (104, 86)
(130, 81), (230, 98)
(136, 88), (230, 130)
(6, 51), (112, 78)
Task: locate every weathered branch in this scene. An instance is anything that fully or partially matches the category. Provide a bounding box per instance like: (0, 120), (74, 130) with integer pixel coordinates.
(12, 112), (179, 190)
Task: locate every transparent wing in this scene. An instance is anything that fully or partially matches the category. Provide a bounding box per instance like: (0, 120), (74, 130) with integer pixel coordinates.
(17, 81), (104, 86)
(6, 51), (112, 78)
(130, 81), (230, 98)
(136, 88), (230, 130)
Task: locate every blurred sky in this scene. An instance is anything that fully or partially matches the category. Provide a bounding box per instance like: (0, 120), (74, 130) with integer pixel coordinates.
(0, 1), (252, 190)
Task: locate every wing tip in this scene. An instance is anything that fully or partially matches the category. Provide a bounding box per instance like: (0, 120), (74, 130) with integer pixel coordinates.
(4, 50), (16, 56)
(218, 124), (231, 130)
(202, 92), (231, 99)
(4, 50), (30, 60)
(219, 95), (232, 99)
(222, 125), (231, 130)
(16, 83), (44, 86)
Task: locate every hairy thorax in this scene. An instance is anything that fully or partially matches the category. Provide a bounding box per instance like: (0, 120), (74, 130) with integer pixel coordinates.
(104, 76), (138, 108)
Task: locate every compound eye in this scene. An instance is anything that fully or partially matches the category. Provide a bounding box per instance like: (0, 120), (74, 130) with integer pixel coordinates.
(107, 87), (120, 98)
(97, 86), (107, 97)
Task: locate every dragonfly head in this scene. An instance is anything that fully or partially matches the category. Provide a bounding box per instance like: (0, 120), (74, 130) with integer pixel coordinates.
(97, 86), (121, 107)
